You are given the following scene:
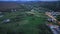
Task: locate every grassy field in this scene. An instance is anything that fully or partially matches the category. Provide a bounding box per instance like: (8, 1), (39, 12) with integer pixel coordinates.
(0, 10), (53, 34)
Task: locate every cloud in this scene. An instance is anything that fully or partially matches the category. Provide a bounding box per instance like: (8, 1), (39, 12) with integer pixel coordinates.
(0, 0), (59, 1)
(40, 0), (58, 1)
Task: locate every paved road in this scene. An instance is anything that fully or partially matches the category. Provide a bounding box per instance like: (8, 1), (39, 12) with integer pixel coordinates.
(45, 12), (60, 34)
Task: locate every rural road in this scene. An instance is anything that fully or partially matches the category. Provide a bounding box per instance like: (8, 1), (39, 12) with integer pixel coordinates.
(45, 12), (60, 34)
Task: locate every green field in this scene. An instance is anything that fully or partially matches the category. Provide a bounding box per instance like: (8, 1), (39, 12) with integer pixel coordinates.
(0, 9), (53, 34)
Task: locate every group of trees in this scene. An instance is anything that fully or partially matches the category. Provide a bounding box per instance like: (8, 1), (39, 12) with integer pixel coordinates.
(56, 15), (60, 21)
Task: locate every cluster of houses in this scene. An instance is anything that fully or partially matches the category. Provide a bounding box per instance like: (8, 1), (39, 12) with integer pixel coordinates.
(51, 11), (60, 18)
(47, 11), (60, 23)
(46, 11), (60, 34)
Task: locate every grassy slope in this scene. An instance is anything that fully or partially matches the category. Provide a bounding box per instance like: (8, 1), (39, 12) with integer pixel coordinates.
(0, 9), (52, 34)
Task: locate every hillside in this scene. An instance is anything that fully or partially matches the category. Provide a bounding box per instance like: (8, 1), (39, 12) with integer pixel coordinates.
(0, 1), (60, 34)
(0, 4), (53, 34)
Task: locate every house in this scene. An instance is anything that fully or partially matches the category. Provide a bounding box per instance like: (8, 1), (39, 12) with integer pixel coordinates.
(11, 9), (17, 12)
(50, 12), (60, 16)
(2, 19), (11, 23)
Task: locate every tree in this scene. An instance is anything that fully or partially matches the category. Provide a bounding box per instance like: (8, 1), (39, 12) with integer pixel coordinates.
(56, 15), (60, 21)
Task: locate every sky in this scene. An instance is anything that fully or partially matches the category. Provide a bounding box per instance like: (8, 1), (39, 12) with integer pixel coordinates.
(0, 0), (59, 1)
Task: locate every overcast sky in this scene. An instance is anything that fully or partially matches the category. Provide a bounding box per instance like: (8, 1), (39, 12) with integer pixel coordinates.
(0, 0), (59, 1)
